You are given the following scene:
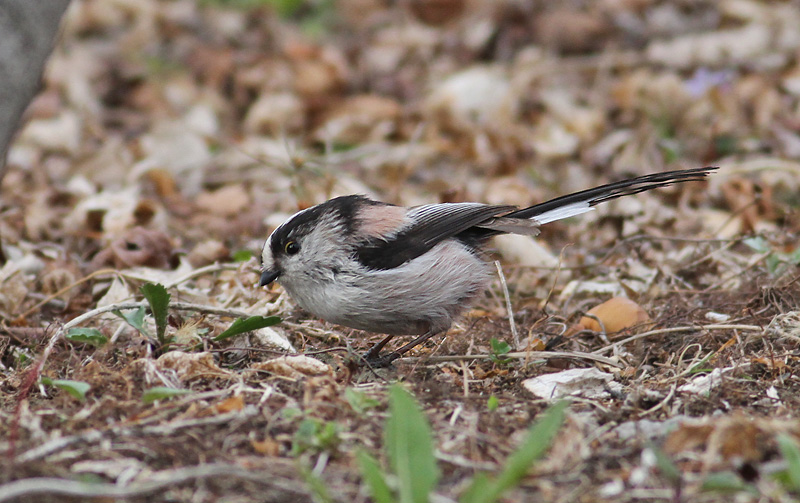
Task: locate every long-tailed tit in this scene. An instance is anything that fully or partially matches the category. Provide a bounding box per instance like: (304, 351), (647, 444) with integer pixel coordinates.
(260, 167), (715, 366)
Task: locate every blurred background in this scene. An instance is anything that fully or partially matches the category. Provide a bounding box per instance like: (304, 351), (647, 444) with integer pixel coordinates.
(3, 0), (798, 272)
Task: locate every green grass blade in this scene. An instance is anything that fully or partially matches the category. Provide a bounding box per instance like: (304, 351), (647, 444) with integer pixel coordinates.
(141, 283), (171, 344)
(701, 471), (750, 493)
(385, 385), (440, 503)
(357, 450), (395, 503)
(113, 306), (149, 336)
(460, 473), (492, 503)
(297, 460), (333, 503)
(650, 444), (681, 484)
(488, 400), (568, 500)
(142, 387), (191, 404)
(65, 328), (108, 347)
(778, 433), (800, 491)
(213, 316), (281, 341)
(41, 377), (90, 401)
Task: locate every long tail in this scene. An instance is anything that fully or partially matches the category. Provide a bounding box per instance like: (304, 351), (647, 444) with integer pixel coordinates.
(508, 166), (716, 225)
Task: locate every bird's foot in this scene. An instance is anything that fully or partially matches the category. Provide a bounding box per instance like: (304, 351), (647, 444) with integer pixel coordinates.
(360, 350), (400, 368)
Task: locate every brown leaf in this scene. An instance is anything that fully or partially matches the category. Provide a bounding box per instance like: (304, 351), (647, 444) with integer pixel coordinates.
(579, 297), (651, 333)
(251, 437), (281, 456)
(213, 395), (245, 414)
(156, 351), (231, 382)
(89, 227), (175, 271)
(251, 355), (331, 379)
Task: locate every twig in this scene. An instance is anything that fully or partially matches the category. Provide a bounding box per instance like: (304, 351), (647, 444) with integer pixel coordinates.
(639, 382), (677, 417)
(494, 261), (519, 348)
(593, 324), (763, 356)
(0, 463), (307, 502)
(401, 350), (622, 368)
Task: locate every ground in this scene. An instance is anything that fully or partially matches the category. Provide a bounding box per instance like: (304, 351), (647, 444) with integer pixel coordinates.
(2, 0), (800, 502)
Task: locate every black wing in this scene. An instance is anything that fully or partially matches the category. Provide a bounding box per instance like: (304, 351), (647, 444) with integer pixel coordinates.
(355, 202), (515, 270)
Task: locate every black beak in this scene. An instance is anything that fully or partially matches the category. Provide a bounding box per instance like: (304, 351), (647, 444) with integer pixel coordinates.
(260, 269), (280, 286)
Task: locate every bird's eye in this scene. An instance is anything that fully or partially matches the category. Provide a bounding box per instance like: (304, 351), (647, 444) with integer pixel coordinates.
(284, 241), (300, 255)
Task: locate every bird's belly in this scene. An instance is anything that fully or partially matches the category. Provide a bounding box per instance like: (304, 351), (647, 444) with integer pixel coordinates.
(282, 240), (493, 335)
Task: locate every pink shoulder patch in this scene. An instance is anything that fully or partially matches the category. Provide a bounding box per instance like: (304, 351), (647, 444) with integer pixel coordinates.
(357, 204), (409, 238)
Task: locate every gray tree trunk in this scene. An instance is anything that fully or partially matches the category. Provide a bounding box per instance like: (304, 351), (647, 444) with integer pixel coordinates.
(0, 0), (71, 182)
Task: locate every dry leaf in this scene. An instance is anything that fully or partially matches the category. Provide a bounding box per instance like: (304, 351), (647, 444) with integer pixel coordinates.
(251, 437), (282, 456)
(522, 367), (622, 400)
(213, 395), (245, 414)
(579, 297), (651, 333)
(251, 355), (331, 379)
(89, 227), (175, 271)
(156, 351), (231, 381)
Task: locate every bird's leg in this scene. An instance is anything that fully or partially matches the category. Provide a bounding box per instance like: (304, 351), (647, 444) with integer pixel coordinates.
(362, 335), (394, 361)
(362, 330), (440, 368)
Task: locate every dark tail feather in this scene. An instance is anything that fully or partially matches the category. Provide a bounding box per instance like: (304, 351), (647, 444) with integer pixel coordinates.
(507, 166), (717, 220)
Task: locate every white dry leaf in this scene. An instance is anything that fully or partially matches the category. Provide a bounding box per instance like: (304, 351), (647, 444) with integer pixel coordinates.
(265, 212), (293, 230)
(598, 479), (625, 498)
(163, 75), (202, 111)
(243, 92), (305, 136)
(586, 129), (634, 166)
(65, 175), (96, 198)
(522, 367), (623, 401)
(560, 280), (625, 300)
(199, 7), (246, 38)
(315, 94), (401, 145)
(530, 119), (580, 160)
(71, 136), (135, 188)
(96, 277), (133, 308)
(24, 191), (54, 241)
(678, 367), (739, 394)
(64, 187), (165, 239)
(195, 184), (250, 217)
(251, 355), (330, 379)
(492, 234), (559, 268)
(0, 267), (30, 315)
(426, 66), (517, 126)
(772, 126), (800, 159)
(251, 327), (295, 353)
(539, 89), (604, 142)
(0, 250), (44, 313)
(482, 175), (539, 208)
(364, 24), (438, 74)
(18, 111), (82, 155)
(129, 121), (211, 197)
(357, 143), (437, 174)
(646, 24), (772, 69)
(184, 103), (220, 137)
(613, 416), (689, 442)
(765, 385), (781, 403)
(705, 311), (731, 323)
(698, 208), (743, 239)
(71, 458), (145, 480)
(218, 137), (295, 177)
(782, 65), (800, 96)
(45, 42), (103, 115)
(5, 143), (39, 170)
(768, 311), (800, 340)
(95, 277), (134, 322)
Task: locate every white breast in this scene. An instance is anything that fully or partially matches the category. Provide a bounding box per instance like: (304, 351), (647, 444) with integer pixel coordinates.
(279, 239), (492, 335)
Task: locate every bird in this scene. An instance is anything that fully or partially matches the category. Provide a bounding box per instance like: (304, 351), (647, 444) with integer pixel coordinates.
(259, 166), (715, 366)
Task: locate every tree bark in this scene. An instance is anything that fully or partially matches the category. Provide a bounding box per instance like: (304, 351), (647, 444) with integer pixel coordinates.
(0, 0), (71, 182)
